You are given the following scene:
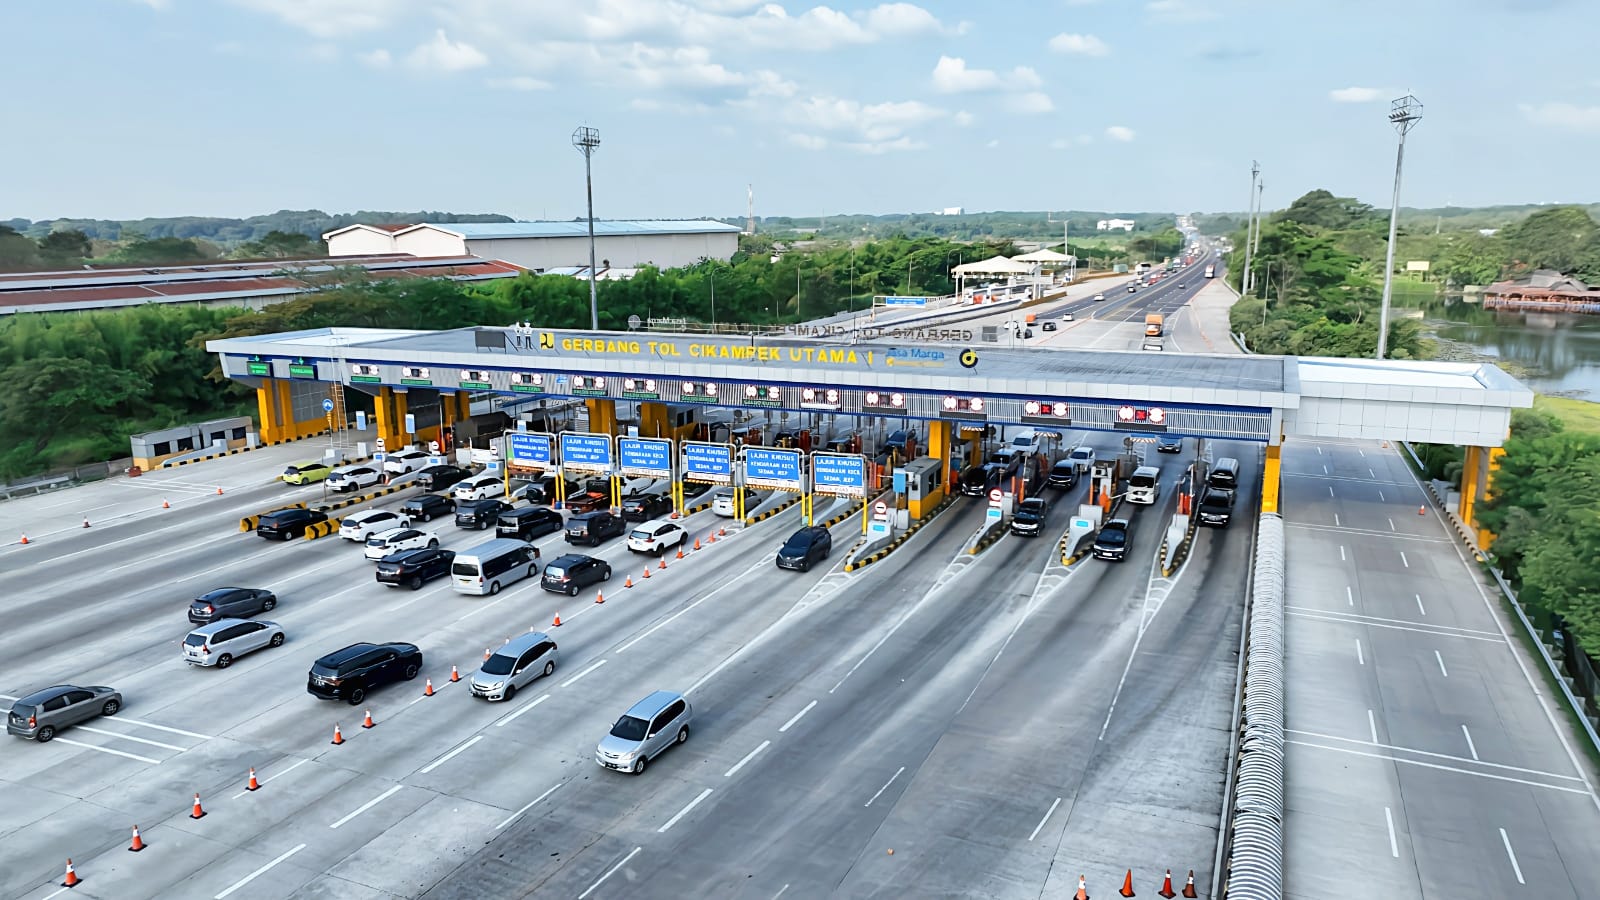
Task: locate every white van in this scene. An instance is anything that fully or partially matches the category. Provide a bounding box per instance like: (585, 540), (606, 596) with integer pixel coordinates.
(450, 539), (540, 596)
(1127, 466), (1161, 505)
(453, 473), (503, 501)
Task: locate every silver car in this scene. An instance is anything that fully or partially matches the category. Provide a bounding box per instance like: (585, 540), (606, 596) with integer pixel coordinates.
(469, 631), (558, 701)
(183, 618), (285, 668)
(7, 684), (122, 742)
(596, 690), (692, 774)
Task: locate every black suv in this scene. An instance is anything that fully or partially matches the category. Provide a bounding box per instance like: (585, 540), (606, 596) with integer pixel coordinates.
(256, 508), (328, 540)
(375, 547), (457, 590)
(621, 492), (673, 522)
(566, 511), (625, 546)
(307, 642), (423, 705)
(400, 493), (456, 523)
(498, 507), (563, 541)
(1010, 497), (1049, 537)
(540, 554), (612, 596)
(414, 464), (470, 492)
(1197, 487), (1236, 528)
(456, 498), (513, 530)
(1092, 519), (1132, 561)
(1046, 459), (1078, 490)
(776, 526), (832, 572)
(189, 587), (277, 624)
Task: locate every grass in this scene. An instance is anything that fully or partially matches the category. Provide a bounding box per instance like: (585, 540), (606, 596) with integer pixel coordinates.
(1536, 395), (1600, 436)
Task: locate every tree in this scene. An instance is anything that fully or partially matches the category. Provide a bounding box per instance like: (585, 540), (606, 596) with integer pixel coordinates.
(1503, 206), (1597, 273)
(235, 230), (324, 258)
(0, 225), (40, 272)
(1275, 190), (1382, 231)
(111, 234), (212, 265)
(1433, 233), (1505, 287)
(37, 229), (93, 268)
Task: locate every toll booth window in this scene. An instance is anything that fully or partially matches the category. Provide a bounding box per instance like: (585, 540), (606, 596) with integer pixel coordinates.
(210, 431), (225, 444)
(177, 437), (195, 452)
(232, 427), (247, 440)
(153, 441), (172, 456)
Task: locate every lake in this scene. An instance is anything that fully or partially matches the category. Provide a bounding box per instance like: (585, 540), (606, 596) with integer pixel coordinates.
(1418, 298), (1600, 402)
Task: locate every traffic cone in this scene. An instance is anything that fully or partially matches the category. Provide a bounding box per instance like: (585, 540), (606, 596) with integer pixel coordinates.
(552, 612), (562, 627)
(190, 792), (207, 819)
(83, 518), (91, 529)
(1119, 869), (1135, 897)
(676, 547), (685, 560)
(595, 591), (605, 604)
(718, 527), (726, 536)
(19, 534), (28, 545)
(1075, 875), (1089, 900)
(642, 566), (652, 579)
(1182, 870), (1197, 898)
(128, 824), (146, 852)
(708, 531), (717, 544)
(162, 499), (170, 509)
(485, 647), (492, 660)
(61, 858), (80, 888)
(423, 679), (435, 697)
(216, 486), (224, 495)
(1418, 505), (1426, 516)
(693, 538), (701, 551)
(624, 575), (634, 588)
(659, 558), (667, 570)
(247, 768), (261, 792)
(331, 724), (345, 745)
(362, 709), (376, 729)
(449, 665), (461, 683)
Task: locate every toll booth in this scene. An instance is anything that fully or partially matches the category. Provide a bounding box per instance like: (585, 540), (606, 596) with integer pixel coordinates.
(899, 456), (944, 519)
(1090, 458), (1125, 509)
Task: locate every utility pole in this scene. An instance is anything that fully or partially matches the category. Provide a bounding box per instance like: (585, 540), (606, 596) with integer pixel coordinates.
(572, 125), (602, 330)
(1377, 95), (1423, 360)
(1252, 180), (1264, 261)
(1241, 161), (1260, 297)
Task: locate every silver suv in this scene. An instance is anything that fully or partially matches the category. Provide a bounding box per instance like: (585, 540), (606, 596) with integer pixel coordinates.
(596, 690), (692, 774)
(7, 685), (122, 742)
(470, 632), (558, 701)
(183, 618), (285, 668)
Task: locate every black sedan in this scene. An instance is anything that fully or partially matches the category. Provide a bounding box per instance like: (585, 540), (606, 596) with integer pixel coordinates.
(621, 491), (674, 521)
(375, 546), (457, 589)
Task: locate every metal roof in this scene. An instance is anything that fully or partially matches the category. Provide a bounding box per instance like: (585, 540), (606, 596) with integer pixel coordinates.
(408, 220), (741, 240)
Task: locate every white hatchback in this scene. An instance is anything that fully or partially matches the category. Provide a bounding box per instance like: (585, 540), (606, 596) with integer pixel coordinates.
(363, 527), (439, 560)
(339, 508), (408, 541)
(627, 520), (687, 555)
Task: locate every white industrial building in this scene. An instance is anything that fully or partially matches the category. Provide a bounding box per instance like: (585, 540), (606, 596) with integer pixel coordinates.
(323, 220), (741, 271)
(1096, 218), (1136, 232)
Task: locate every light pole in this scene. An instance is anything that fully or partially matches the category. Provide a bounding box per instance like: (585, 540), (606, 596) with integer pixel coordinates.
(572, 125), (601, 330)
(1376, 94), (1422, 360)
(1240, 161), (1259, 297)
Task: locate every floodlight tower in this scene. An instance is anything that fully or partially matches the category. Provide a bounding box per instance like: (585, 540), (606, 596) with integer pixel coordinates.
(1376, 95), (1423, 360)
(572, 125), (602, 330)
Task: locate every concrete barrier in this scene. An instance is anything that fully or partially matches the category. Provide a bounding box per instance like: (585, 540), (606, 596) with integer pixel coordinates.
(744, 493), (802, 525)
(843, 495), (956, 572)
(311, 482), (409, 513)
(301, 517), (344, 541)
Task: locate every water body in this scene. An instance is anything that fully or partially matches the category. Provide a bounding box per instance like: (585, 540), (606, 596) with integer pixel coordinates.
(1417, 298), (1600, 402)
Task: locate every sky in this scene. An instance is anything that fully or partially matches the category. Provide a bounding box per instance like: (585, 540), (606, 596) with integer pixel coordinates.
(3, 0), (1598, 222)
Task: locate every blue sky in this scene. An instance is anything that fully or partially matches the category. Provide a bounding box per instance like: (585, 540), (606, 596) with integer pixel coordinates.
(4, 0), (1597, 221)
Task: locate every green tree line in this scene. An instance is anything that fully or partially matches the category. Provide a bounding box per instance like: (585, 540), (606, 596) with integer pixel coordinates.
(3, 209), (512, 245)
(0, 224), (331, 272)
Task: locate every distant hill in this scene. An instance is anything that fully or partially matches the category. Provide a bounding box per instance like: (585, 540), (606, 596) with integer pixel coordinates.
(1193, 201), (1600, 236)
(0, 210), (515, 246)
(725, 210), (1177, 242)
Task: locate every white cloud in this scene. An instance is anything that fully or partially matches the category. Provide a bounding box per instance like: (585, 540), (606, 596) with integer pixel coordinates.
(843, 136), (926, 154)
(861, 2), (944, 35)
(1010, 66), (1043, 89)
(1145, 0), (1217, 22)
(1329, 86), (1389, 103)
(788, 132), (829, 150)
(1006, 92), (1055, 114)
(488, 75), (551, 91)
(953, 110), (975, 127)
(234, 0), (402, 39)
(407, 29), (489, 72)
(749, 70), (799, 98)
(788, 96), (946, 143)
(986, 138), (1001, 148)
(1049, 33), (1109, 56)
(359, 48), (392, 68)
(1106, 125), (1135, 141)
(625, 44), (746, 90)
(931, 56), (1044, 95)
(1520, 101), (1600, 133)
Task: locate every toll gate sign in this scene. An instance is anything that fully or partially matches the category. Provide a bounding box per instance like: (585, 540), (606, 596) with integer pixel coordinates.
(743, 448), (804, 492)
(683, 442), (733, 484)
(811, 452), (867, 498)
(509, 432), (553, 467)
(617, 437), (673, 479)
(559, 432), (613, 474)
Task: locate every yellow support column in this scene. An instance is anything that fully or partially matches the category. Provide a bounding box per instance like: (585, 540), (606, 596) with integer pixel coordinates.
(393, 391), (410, 447)
(256, 379), (286, 443)
(640, 402), (669, 438)
(373, 387), (402, 450)
(1458, 445), (1482, 529)
(927, 420), (951, 490)
(1261, 444), (1282, 514)
(1477, 446), (1506, 549)
(586, 399), (618, 436)
(276, 380), (295, 440)
(456, 391), (472, 421)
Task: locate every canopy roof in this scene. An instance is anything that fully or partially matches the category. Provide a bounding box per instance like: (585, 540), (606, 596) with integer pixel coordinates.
(952, 255), (1034, 275)
(1013, 248), (1075, 263)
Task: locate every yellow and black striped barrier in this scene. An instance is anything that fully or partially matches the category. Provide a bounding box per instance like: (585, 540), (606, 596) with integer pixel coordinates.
(166, 428), (340, 470)
(302, 517), (344, 541)
(843, 495), (956, 572)
(240, 502), (307, 532)
(1161, 510), (1203, 577)
(312, 482), (407, 513)
(744, 493), (802, 525)
(818, 502), (863, 530)
(968, 520), (1008, 555)
(684, 495), (717, 516)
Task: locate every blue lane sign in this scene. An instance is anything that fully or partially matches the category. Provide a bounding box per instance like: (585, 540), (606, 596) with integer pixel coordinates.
(811, 452), (866, 497)
(885, 296), (930, 307)
(322, 398), (335, 412)
(617, 437), (673, 478)
(509, 432), (553, 467)
(682, 442), (732, 484)
(560, 432), (613, 473)
(743, 448), (803, 491)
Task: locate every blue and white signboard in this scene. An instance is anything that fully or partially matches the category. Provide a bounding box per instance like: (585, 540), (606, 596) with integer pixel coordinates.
(811, 452), (867, 498)
(682, 442), (733, 485)
(560, 432), (614, 474)
(884, 295), (930, 307)
(322, 398), (335, 412)
(509, 432), (553, 468)
(355, 411), (367, 431)
(617, 437), (673, 479)
(743, 448), (804, 492)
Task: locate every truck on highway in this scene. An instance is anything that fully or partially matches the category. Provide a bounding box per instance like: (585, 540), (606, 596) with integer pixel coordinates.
(1145, 314), (1164, 337)
(1204, 264), (1216, 279)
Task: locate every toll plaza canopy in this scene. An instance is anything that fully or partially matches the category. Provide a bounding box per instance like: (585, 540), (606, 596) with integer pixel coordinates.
(207, 325), (1532, 448)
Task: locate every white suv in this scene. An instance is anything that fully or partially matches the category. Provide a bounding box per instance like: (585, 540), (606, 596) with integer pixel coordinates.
(454, 473), (503, 501)
(340, 508), (408, 541)
(363, 527), (439, 560)
(327, 465), (382, 493)
(627, 520), (687, 555)
(382, 449), (428, 476)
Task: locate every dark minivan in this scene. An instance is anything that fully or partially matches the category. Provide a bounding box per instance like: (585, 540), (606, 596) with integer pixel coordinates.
(256, 508), (328, 540)
(1208, 457), (1241, 491)
(189, 587), (277, 624)
(776, 526), (832, 571)
(1046, 459), (1078, 490)
(498, 506), (564, 541)
(307, 642), (423, 705)
(375, 546), (457, 589)
(1197, 487), (1236, 528)
(456, 497), (513, 530)
(1092, 518), (1132, 562)
(566, 511), (626, 546)
(400, 493), (455, 523)
(415, 464), (471, 493)
(540, 553), (612, 596)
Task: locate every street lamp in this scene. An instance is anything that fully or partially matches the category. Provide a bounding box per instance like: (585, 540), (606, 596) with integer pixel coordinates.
(572, 125), (602, 331)
(1376, 95), (1422, 360)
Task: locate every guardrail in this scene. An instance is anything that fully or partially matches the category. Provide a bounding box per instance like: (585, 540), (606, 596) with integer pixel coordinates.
(1218, 512), (1286, 899)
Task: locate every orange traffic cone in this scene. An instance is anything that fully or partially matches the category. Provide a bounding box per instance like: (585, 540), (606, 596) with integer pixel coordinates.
(449, 665), (461, 683)
(552, 612), (563, 627)
(624, 575), (634, 588)
(247, 768), (261, 792)
(1120, 869), (1135, 897)
(659, 558), (667, 570)
(642, 566), (652, 579)
(718, 527), (726, 536)
(676, 547), (685, 560)
(216, 486), (224, 495)
(484, 647), (492, 660)
(708, 531), (717, 544)
(595, 591), (605, 604)
(19, 534), (28, 545)
(1418, 505), (1426, 516)
(1182, 870), (1197, 898)
(693, 538), (701, 551)
(190, 792), (207, 819)
(1157, 870), (1176, 898)
(331, 724), (345, 745)
(1075, 874), (1089, 900)
(61, 858), (80, 888)
(362, 709), (376, 729)
(129, 824), (146, 852)
(423, 679), (435, 697)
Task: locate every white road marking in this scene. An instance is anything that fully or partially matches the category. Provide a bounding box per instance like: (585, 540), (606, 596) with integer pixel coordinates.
(1462, 725), (1480, 761)
(330, 784), (403, 828)
(53, 737), (159, 764)
(1500, 828), (1526, 884)
(1287, 606), (1501, 636)
(1317, 446), (1322, 455)
(1287, 611), (1506, 643)
(725, 740), (771, 777)
(1334, 514), (1341, 527)
(1329, 485), (1335, 497)
(1416, 594), (1426, 616)
(658, 787), (713, 833)
(560, 659), (607, 688)
(420, 735), (483, 774)
(1323, 464), (1329, 475)
(75, 725), (186, 752)
(830, 606), (918, 693)
(1355, 639), (1364, 666)
(1370, 468), (1377, 479)
(1435, 651), (1449, 677)
(772, 886), (790, 900)
(1388, 517), (1396, 531)
(684, 650), (743, 696)
(1359, 448), (1366, 457)
(579, 847), (642, 899)
(1368, 709), (1379, 743)
(1289, 731), (1586, 782)
(496, 782), (561, 830)
(1379, 490), (1386, 502)
(114, 717), (213, 740)
(864, 766), (906, 808)
(1028, 797), (1063, 841)
(1347, 585), (1354, 607)
(1291, 740), (1591, 794)
(494, 693), (551, 728)
(1384, 806), (1399, 858)
(779, 700), (817, 733)
(1400, 551), (1409, 568)
(233, 758), (309, 798)
(616, 552), (776, 653)
(214, 843), (307, 899)
(0, 693), (17, 701)
(1287, 522), (1447, 543)
(1340, 545), (1345, 561)
(41, 887), (71, 900)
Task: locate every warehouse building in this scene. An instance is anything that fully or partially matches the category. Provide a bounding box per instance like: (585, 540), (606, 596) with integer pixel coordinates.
(323, 219), (741, 271)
